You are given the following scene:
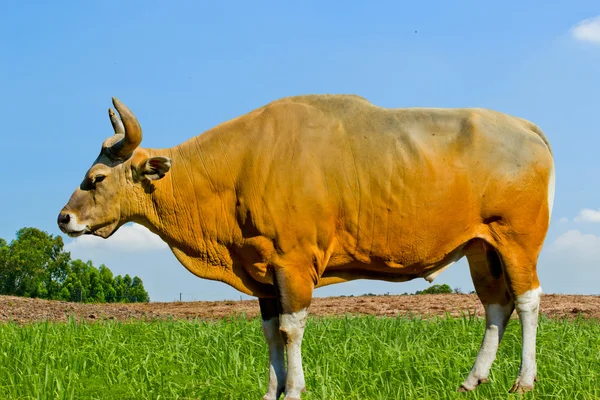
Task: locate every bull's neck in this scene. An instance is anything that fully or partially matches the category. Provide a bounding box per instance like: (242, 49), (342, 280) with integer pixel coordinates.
(138, 131), (242, 261)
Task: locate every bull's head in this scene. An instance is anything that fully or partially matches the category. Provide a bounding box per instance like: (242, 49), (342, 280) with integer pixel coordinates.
(58, 98), (172, 238)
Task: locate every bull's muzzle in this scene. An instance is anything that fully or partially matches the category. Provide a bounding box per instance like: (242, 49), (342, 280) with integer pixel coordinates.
(57, 210), (88, 237)
(57, 212), (70, 226)
(57, 211), (71, 234)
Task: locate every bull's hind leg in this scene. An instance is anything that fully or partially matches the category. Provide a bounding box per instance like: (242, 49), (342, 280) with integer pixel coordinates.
(497, 246), (543, 394)
(259, 298), (286, 400)
(459, 240), (514, 392)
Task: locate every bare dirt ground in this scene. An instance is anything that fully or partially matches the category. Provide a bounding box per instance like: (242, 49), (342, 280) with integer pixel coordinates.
(1, 294), (599, 324)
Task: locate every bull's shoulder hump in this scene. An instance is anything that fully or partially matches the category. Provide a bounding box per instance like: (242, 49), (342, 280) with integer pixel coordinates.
(269, 94), (372, 107)
(260, 94), (374, 118)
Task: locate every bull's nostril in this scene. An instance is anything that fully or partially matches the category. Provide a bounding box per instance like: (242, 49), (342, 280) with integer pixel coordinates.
(58, 213), (70, 225)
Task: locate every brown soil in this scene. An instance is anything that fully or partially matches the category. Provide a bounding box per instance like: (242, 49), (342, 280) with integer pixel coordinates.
(1, 294), (599, 324)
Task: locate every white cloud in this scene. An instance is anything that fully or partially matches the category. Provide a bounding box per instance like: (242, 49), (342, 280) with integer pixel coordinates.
(66, 223), (168, 255)
(571, 16), (600, 44)
(574, 208), (600, 222)
(550, 229), (600, 256)
(540, 229), (600, 294)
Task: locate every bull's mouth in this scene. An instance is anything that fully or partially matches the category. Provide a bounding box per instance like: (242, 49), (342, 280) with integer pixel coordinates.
(90, 221), (120, 239)
(59, 224), (91, 238)
(65, 226), (114, 239)
(66, 229), (88, 238)
(58, 212), (119, 239)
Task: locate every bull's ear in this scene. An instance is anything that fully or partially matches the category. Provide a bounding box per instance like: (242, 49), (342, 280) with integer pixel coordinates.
(136, 156), (171, 181)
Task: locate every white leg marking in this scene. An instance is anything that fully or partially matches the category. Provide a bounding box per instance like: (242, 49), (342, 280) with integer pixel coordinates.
(511, 286), (542, 393)
(460, 302), (514, 391)
(262, 317), (286, 400)
(280, 309), (308, 400)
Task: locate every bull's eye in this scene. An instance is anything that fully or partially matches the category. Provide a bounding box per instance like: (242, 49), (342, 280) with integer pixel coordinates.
(94, 175), (106, 184)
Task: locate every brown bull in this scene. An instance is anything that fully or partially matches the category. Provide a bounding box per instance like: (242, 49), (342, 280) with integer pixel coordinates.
(58, 94), (554, 399)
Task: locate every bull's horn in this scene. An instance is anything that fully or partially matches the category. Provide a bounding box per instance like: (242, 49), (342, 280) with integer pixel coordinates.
(108, 108), (125, 135)
(111, 97), (142, 158)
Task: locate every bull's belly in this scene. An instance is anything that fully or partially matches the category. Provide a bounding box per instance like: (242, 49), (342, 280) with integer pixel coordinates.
(316, 240), (468, 288)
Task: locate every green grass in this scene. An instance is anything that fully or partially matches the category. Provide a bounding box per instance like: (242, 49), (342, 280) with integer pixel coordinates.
(0, 315), (598, 399)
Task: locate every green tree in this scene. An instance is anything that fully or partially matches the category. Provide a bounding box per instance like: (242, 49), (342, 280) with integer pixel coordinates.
(111, 274), (149, 303)
(69, 259), (92, 302)
(114, 275), (124, 301)
(88, 267), (105, 303)
(120, 274), (132, 302)
(99, 265), (117, 302)
(130, 276), (150, 303)
(0, 228), (69, 298)
(0, 238), (8, 292)
(415, 284), (453, 295)
(0, 228), (150, 303)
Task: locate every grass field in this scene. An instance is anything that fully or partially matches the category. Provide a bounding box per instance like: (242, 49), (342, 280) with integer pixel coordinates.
(0, 315), (598, 399)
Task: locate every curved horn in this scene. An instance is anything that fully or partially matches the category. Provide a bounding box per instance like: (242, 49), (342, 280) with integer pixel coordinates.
(108, 108), (125, 134)
(111, 97), (142, 158)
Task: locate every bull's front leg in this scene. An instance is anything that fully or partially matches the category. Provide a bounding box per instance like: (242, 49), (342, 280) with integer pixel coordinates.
(280, 308), (308, 399)
(259, 298), (286, 400)
(274, 264), (314, 400)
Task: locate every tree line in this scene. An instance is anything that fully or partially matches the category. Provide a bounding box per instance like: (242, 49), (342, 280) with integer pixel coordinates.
(0, 227), (149, 303)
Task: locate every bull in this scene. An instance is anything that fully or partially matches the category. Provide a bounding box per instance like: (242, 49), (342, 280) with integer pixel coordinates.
(58, 94), (554, 398)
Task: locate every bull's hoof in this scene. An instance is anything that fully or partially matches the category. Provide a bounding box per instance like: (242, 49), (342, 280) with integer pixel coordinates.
(457, 385), (470, 393)
(508, 382), (535, 394)
(283, 386), (306, 400)
(509, 374), (537, 394)
(262, 388), (285, 400)
(458, 377), (489, 392)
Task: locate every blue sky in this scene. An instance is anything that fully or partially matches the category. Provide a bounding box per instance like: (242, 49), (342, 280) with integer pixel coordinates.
(1, 1), (600, 301)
